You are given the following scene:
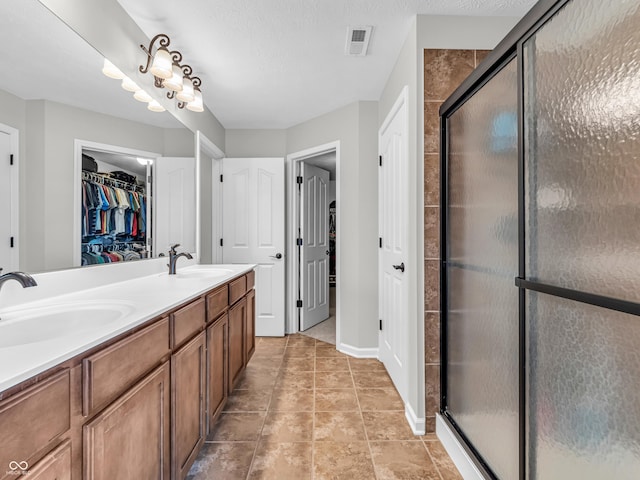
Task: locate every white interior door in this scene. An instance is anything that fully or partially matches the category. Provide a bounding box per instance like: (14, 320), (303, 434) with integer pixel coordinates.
(154, 157), (196, 255)
(379, 89), (409, 399)
(223, 158), (285, 336)
(0, 130), (16, 271)
(300, 163), (330, 331)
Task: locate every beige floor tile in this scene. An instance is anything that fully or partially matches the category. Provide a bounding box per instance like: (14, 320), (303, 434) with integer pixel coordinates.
(281, 355), (315, 372)
(257, 336), (288, 347)
(287, 335), (316, 347)
(251, 346), (285, 357)
(356, 388), (404, 411)
(186, 442), (256, 480)
(348, 357), (386, 371)
(315, 339), (335, 348)
(261, 411), (314, 442)
(269, 388), (315, 412)
(314, 411), (367, 442)
(284, 346), (316, 358)
(235, 370), (279, 391)
(362, 411), (417, 441)
(352, 370), (394, 388)
(370, 441), (440, 480)
(313, 442), (376, 480)
(315, 370), (353, 389)
(315, 346), (348, 358)
(248, 441), (312, 480)
(223, 388), (272, 412)
(425, 440), (464, 480)
(315, 388), (359, 411)
(316, 357), (350, 371)
(246, 356), (283, 369)
(275, 371), (314, 390)
(207, 412), (266, 442)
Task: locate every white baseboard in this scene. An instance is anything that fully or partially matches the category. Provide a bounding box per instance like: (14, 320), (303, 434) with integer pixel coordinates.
(436, 414), (487, 480)
(405, 402), (426, 435)
(337, 342), (379, 358)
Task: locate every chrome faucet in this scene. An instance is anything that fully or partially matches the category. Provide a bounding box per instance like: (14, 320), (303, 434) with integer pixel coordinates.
(168, 244), (193, 275)
(0, 270), (38, 292)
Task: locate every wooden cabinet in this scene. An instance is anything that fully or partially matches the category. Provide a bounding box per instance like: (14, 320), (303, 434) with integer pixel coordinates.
(171, 332), (206, 480)
(0, 370), (70, 480)
(171, 299), (205, 349)
(83, 363), (171, 480)
(245, 288), (256, 363)
(228, 298), (247, 391)
(27, 440), (72, 480)
(207, 313), (228, 431)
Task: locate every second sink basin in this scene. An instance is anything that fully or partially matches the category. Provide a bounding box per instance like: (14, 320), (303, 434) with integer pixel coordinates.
(0, 301), (135, 348)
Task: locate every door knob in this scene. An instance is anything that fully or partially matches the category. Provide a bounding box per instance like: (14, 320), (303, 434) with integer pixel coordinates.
(326, 250), (330, 255)
(392, 262), (405, 273)
(270, 253), (283, 259)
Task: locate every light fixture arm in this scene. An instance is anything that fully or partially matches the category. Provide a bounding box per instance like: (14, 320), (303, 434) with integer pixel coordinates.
(139, 33), (171, 74)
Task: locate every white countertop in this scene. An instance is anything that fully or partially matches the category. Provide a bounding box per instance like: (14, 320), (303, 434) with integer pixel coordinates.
(0, 264), (256, 393)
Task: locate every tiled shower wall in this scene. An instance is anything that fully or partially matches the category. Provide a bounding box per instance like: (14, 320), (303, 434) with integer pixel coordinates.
(423, 49), (490, 433)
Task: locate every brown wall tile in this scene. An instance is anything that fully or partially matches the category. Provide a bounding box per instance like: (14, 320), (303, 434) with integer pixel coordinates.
(424, 260), (440, 312)
(424, 312), (440, 364)
(424, 207), (439, 260)
(426, 416), (436, 434)
(475, 50), (492, 66)
(425, 364), (440, 417)
(424, 154), (439, 206)
(424, 102), (440, 155)
(424, 49), (475, 102)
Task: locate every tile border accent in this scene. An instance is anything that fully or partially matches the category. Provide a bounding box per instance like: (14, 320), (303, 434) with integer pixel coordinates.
(405, 402), (426, 435)
(436, 414), (485, 480)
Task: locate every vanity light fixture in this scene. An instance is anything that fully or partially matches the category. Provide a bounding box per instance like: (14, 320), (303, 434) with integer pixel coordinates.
(139, 33), (204, 112)
(102, 59), (125, 80)
(137, 157), (154, 166)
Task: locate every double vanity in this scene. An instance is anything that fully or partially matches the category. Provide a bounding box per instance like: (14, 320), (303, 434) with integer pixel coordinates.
(0, 262), (256, 479)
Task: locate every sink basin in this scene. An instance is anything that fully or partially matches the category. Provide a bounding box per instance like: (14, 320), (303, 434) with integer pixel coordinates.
(0, 301), (135, 348)
(173, 266), (234, 279)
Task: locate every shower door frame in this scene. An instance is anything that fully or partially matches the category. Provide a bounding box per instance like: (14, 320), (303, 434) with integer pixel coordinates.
(436, 0), (632, 478)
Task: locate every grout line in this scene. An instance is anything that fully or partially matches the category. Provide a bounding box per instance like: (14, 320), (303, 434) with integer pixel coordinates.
(350, 357), (380, 480)
(311, 343), (316, 480)
(423, 439), (446, 480)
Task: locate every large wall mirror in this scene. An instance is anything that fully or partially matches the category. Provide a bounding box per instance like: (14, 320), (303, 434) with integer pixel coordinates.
(0, 0), (197, 273)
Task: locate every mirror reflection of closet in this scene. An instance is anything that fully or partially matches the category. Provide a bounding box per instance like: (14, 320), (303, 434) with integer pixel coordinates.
(80, 147), (153, 266)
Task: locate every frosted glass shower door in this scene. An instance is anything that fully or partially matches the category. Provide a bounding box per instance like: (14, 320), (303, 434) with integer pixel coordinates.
(524, 0), (640, 478)
(445, 57), (519, 480)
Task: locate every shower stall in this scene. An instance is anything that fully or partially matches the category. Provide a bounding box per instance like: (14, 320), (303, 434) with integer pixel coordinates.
(439, 0), (640, 478)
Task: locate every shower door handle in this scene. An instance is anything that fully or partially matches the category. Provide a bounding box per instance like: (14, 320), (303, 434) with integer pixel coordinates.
(392, 262), (405, 273)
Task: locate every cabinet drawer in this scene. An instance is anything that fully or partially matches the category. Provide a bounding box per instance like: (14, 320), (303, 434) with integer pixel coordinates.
(229, 275), (247, 305)
(0, 370), (70, 480)
(206, 285), (228, 323)
(246, 269), (255, 290)
(26, 439), (72, 480)
(83, 317), (170, 416)
(171, 298), (206, 348)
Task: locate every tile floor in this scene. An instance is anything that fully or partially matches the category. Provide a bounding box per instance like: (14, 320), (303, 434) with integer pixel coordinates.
(187, 334), (462, 480)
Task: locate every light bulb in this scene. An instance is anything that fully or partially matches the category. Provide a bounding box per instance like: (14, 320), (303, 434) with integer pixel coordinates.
(133, 90), (153, 102)
(121, 76), (140, 92)
(163, 64), (184, 92)
(137, 157), (154, 166)
(176, 77), (195, 102)
(102, 59), (125, 79)
(147, 100), (166, 112)
(150, 47), (173, 79)
(187, 88), (204, 112)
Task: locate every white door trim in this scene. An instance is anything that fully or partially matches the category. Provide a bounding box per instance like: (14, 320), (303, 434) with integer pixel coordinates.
(195, 130), (225, 264)
(0, 123), (19, 271)
(286, 141), (341, 343)
(73, 139), (161, 268)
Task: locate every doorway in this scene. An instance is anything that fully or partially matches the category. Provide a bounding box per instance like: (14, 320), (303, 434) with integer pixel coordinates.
(0, 123), (19, 272)
(287, 142), (340, 345)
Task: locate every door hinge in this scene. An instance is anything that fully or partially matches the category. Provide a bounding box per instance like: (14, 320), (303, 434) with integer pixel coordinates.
(220, 238), (223, 247)
(296, 176), (303, 184)
(220, 174), (223, 182)
(297, 300), (303, 308)
(296, 238), (303, 246)
(147, 175), (152, 184)
(10, 154), (14, 166)
(379, 319), (382, 330)
(10, 237), (14, 248)
(379, 155), (382, 166)
(379, 237), (382, 248)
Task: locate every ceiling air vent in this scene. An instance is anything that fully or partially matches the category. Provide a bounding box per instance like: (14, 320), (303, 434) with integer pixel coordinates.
(345, 26), (373, 56)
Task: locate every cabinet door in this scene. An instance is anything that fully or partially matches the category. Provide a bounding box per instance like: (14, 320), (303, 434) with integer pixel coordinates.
(245, 289), (256, 363)
(171, 332), (206, 480)
(228, 298), (247, 391)
(25, 440), (72, 480)
(207, 314), (228, 432)
(83, 363), (171, 480)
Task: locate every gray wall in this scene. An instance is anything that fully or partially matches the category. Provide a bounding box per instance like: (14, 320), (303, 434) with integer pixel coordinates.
(225, 129), (286, 157)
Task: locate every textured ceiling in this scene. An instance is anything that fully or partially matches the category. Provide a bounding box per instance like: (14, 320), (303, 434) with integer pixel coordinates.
(118, 0), (536, 129)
